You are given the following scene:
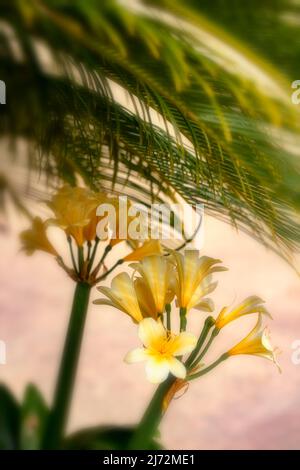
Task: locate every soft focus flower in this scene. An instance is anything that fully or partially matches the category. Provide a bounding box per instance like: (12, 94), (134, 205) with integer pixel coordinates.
(123, 240), (162, 262)
(227, 315), (280, 369)
(215, 296), (271, 329)
(20, 217), (58, 256)
(83, 192), (115, 242)
(47, 186), (99, 246)
(124, 318), (197, 383)
(94, 272), (143, 323)
(172, 250), (226, 311)
(130, 255), (176, 315)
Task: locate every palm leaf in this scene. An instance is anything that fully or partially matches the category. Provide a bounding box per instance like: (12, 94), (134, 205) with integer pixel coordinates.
(0, 0), (299, 261)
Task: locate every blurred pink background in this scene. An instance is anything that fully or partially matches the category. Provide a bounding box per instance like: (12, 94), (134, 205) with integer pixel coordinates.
(1, 207), (300, 450)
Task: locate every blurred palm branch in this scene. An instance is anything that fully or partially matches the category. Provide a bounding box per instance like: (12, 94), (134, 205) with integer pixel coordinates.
(0, 0), (300, 261)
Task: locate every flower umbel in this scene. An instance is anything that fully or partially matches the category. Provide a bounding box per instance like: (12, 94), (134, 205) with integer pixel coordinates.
(124, 318), (197, 383)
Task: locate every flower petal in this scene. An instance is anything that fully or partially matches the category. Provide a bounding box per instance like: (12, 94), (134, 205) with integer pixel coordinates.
(145, 357), (170, 383)
(138, 318), (166, 348)
(124, 348), (148, 363)
(168, 357), (186, 379)
(171, 332), (197, 356)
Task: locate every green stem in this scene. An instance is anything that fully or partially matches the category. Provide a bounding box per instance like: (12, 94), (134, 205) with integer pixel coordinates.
(179, 307), (187, 332)
(87, 237), (100, 274)
(67, 236), (78, 273)
(42, 282), (91, 449)
(165, 303), (171, 332)
(94, 258), (123, 283)
(87, 241), (92, 261)
(188, 353), (228, 381)
(191, 327), (219, 367)
(77, 246), (84, 274)
(185, 316), (214, 369)
(90, 243), (112, 277)
(128, 376), (175, 450)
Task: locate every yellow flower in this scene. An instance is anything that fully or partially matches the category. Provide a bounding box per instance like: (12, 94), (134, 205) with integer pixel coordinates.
(215, 296), (272, 329)
(172, 250), (226, 311)
(83, 192), (115, 242)
(20, 217), (58, 256)
(123, 240), (163, 262)
(124, 318), (197, 383)
(94, 272), (143, 323)
(130, 255), (175, 316)
(47, 186), (99, 246)
(227, 315), (280, 369)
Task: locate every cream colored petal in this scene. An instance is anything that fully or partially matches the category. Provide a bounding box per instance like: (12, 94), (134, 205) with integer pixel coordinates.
(168, 357), (186, 379)
(171, 332), (197, 356)
(124, 348), (148, 363)
(145, 357), (170, 383)
(193, 298), (215, 312)
(138, 318), (166, 348)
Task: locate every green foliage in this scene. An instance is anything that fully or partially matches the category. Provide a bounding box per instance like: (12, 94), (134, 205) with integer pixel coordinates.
(20, 384), (48, 450)
(0, 384), (20, 449)
(64, 426), (162, 450)
(0, 0), (300, 261)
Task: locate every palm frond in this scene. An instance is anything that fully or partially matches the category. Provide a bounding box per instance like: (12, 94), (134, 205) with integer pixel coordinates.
(0, 0), (299, 261)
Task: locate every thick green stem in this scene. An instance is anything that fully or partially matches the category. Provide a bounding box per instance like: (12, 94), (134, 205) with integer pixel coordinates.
(128, 376), (175, 450)
(42, 282), (91, 449)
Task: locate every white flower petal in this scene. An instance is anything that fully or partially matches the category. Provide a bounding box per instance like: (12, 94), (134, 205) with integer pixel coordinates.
(124, 348), (148, 364)
(138, 318), (165, 348)
(168, 358), (186, 379)
(145, 358), (170, 383)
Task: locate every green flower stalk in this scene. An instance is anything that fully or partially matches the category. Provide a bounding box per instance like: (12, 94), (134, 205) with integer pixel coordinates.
(42, 282), (91, 449)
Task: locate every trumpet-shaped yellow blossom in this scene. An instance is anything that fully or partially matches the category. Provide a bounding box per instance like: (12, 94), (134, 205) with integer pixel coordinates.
(47, 186), (100, 246)
(94, 272), (143, 323)
(124, 318), (197, 383)
(123, 240), (163, 262)
(227, 315), (279, 369)
(130, 255), (175, 315)
(215, 296), (271, 329)
(173, 250), (226, 311)
(20, 217), (58, 257)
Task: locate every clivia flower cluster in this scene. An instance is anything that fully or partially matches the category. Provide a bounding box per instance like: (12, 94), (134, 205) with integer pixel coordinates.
(20, 185), (162, 285)
(94, 250), (280, 407)
(19, 185), (280, 449)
